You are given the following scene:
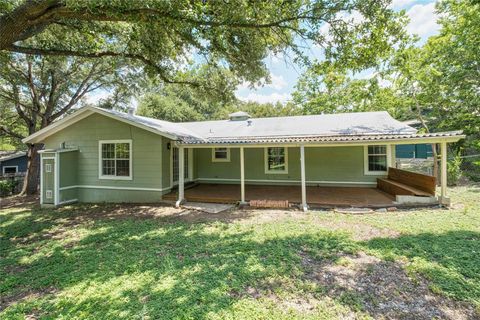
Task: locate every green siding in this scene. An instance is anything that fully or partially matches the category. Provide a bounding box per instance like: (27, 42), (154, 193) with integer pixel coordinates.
(77, 189), (164, 203)
(195, 146), (387, 186)
(43, 113), (165, 203)
(59, 151), (78, 187)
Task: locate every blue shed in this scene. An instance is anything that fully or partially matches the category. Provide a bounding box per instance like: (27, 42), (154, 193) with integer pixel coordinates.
(395, 144), (433, 159)
(0, 151), (28, 175)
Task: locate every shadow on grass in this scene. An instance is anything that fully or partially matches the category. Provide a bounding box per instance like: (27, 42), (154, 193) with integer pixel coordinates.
(1, 204), (479, 319)
(364, 230), (480, 305)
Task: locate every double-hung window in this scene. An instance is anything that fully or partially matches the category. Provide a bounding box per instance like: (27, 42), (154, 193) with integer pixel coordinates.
(265, 147), (288, 174)
(212, 147), (230, 162)
(99, 140), (132, 180)
(364, 145), (389, 175)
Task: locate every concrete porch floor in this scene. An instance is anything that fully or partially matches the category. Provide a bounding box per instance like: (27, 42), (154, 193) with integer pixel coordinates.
(163, 183), (396, 208)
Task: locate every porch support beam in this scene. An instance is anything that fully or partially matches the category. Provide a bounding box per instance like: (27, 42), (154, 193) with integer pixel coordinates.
(300, 145), (308, 211)
(440, 141), (449, 205)
(240, 146), (246, 205)
(176, 146), (185, 207)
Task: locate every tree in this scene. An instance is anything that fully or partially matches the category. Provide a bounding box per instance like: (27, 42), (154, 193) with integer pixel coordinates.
(0, 53), (134, 194)
(0, 0), (408, 87)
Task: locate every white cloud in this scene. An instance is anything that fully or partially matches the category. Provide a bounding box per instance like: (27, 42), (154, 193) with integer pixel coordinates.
(236, 73), (288, 91)
(389, 0), (416, 9)
(317, 10), (365, 44)
(237, 92), (291, 104)
(406, 3), (440, 38)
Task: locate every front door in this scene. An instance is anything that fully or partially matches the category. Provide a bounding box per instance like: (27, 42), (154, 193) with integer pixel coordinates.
(42, 158), (55, 204)
(172, 147), (191, 185)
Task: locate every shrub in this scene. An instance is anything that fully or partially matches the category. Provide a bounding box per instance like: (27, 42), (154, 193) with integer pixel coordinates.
(447, 153), (462, 186)
(0, 179), (18, 197)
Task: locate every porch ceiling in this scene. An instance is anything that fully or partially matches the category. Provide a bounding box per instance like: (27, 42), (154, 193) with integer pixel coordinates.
(164, 184), (395, 208)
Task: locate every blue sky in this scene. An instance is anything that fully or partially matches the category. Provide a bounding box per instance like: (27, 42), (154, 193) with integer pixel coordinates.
(86, 0), (440, 107)
(235, 0), (441, 104)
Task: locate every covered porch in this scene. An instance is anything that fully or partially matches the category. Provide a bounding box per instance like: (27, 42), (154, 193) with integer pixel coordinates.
(164, 183), (395, 208)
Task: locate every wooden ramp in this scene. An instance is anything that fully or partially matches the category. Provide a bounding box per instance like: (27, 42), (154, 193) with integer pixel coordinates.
(164, 184), (395, 208)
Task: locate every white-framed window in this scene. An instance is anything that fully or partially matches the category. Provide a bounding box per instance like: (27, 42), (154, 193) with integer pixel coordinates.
(212, 147), (230, 162)
(2, 166), (18, 175)
(265, 147), (288, 174)
(364, 145), (390, 175)
(46, 190), (53, 199)
(45, 164), (52, 173)
(98, 140), (132, 180)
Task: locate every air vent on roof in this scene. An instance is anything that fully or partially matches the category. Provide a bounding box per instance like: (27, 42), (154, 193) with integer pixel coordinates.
(229, 111), (251, 121)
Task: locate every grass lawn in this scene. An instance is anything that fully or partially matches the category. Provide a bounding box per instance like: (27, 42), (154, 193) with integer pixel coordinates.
(1, 185), (479, 319)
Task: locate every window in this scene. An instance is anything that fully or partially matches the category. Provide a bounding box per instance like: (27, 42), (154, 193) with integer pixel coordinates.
(99, 140), (132, 180)
(212, 147), (230, 162)
(364, 145), (390, 174)
(265, 147), (288, 174)
(46, 190), (53, 199)
(2, 166), (18, 175)
(45, 164), (52, 173)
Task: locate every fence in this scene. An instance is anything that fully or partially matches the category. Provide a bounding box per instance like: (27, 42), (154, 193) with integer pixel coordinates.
(0, 173), (25, 197)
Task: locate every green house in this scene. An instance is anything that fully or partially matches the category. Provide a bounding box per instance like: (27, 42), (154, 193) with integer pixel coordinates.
(23, 107), (464, 209)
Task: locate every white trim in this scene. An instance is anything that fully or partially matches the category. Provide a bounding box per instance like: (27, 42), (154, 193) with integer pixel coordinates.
(41, 156), (55, 160)
(178, 146), (185, 204)
(59, 199), (78, 205)
(211, 147), (231, 162)
(300, 145), (307, 211)
(240, 146), (245, 203)
(441, 142), (447, 199)
(363, 145), (392, 176)
(54, 153), (59, 206)
(196, 177), (377, 185)
(179, 136), (464, 148)
(59, 185), (171, 192)
(264, 147), (289, 174)
(38, 148), (78, 154)
(23, 106), (178, 144)
(98, 140), (133, 180)
(40, 157), (44, 205)
(2, 165), (18, 175)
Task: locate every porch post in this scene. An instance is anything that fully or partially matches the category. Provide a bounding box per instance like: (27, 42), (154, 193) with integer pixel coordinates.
(440, 141), (448, 204)
(177, 146), (185, 207)
(300, 145), (307, 211)
(240, 146), (246, 204)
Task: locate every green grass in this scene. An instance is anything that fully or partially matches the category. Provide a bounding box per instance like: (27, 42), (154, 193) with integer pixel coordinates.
(1, 184), (479, 319)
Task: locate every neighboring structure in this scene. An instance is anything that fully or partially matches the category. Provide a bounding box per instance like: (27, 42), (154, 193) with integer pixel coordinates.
(22, 106), (464, 209)
(0, 151), (27, 175)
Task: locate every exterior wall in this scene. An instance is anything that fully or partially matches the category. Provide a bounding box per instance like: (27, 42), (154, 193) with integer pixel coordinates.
(195, 146), (389, 186)
(0, 156), (28, 174)
(43, 113), (166, 203)
(162, 139), (172, 189)
(59, 151), (78, 203)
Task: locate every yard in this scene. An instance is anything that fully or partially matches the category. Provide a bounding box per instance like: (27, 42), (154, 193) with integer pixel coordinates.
(1, 185), (479, 319)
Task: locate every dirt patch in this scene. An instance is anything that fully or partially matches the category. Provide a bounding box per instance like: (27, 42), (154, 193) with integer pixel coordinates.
(0, 195), (39, 210)
(0, 286), (58, 312)
(302, 251), (478, 319)
(309, 219), (401, 241)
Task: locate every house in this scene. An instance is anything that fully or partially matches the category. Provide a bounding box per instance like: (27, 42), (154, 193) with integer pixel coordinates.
(22, 106), (464, 209)
(0, 151), (27, 176)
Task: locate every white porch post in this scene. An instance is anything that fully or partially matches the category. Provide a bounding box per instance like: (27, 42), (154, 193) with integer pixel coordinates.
(300, 145), (307, 211)
(440, 141), (448, 204)
(176, 146), (185, 207)
(240, 146), (246, 204)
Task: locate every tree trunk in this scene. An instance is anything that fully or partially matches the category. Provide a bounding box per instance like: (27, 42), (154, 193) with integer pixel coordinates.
(21, 144), (42, 195)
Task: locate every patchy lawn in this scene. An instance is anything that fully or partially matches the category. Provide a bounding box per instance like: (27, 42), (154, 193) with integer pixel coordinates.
(1, 185), (479, 319)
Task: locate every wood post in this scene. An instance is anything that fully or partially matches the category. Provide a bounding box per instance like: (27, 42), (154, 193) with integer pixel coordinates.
(177, 146), (185, 207)
(300, 145), (307, 211)
(440, 141), (448, 202)
(240, 146), (246, 204)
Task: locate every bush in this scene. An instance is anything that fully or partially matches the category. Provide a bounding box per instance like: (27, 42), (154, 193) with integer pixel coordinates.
(0, 179), (18, 197)
(447, 153), (462, 186)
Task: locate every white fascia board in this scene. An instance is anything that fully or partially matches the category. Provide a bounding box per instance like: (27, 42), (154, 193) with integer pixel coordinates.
(22, 106), (178, 144)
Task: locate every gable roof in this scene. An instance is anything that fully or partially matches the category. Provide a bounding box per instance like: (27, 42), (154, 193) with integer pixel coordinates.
(23, 107), (464, 146)
(22, 106), (204, 144)
(0, 151), (26, 162)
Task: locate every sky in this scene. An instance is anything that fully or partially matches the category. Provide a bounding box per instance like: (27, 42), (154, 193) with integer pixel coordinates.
(86, 0), (441, 107)
(235, 0), (441, 104)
